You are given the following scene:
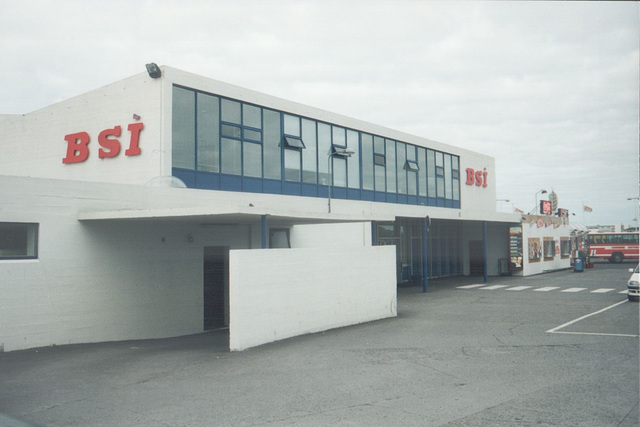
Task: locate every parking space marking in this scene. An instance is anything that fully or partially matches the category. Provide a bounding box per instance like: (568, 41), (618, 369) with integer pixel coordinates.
(507, 286), (532, 291)
(547, 300), (638, 338)
(591, 288), (615, 294)
(456, 284), (486, 289)
(561, 287), (587, 293)
(480, 285), (509, 290)
(534, 287), (560, 292)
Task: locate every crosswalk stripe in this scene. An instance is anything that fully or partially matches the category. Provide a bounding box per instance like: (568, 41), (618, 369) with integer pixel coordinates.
(507, 286), (532, 291)
(534, 287), (560, 292)
(561, 288), (587, 293)
(619, 290), (629, 294)
(590, 288), (615, 294)
(457, 284), (485, 289)
(480, 285), (509, 290)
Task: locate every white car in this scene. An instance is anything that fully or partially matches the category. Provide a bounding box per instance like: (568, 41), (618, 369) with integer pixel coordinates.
(628, 265), (639, 302)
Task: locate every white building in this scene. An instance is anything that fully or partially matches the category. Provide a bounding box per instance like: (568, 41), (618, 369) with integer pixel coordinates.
(1, 65), (561, 353)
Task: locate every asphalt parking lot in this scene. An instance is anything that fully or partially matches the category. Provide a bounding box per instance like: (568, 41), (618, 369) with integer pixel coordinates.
(1, 261), (638, 426)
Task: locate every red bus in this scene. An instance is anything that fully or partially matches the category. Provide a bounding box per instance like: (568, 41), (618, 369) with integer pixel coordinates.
(585, 232), (639, 263)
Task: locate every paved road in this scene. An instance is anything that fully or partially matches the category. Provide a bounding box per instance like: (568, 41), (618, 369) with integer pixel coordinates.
(1, 262), (638, 426)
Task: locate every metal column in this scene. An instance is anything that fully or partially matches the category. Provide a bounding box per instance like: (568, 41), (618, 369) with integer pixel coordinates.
(422, 216), (429, 293)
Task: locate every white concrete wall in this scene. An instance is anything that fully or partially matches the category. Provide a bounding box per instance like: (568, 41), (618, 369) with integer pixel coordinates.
(0, 177), (255, 352)
(290, 222), (371, 248)
(521, 215), (572, 276)
(228, 246), (397, 351)
(0, 72), (164, 186)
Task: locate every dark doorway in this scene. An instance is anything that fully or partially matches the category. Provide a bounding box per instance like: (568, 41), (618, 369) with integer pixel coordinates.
(204, 247), (228, 330)
(469, 240), (485, 276)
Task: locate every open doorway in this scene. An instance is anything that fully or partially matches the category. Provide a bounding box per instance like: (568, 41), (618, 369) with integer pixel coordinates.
(204, 246), (229, 330)
(469, 240), (485, 276)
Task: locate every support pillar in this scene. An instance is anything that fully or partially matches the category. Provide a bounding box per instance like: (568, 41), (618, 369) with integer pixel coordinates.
(422, 216), (429, 293)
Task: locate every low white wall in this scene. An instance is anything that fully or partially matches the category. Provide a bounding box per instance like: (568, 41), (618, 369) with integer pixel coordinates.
(228, 246), (397, 351)
(290, 222), (371, 248)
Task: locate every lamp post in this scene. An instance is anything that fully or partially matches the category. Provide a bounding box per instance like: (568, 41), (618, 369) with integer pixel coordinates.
(531, 189), (547, 214)
(327, 147), (355, 213)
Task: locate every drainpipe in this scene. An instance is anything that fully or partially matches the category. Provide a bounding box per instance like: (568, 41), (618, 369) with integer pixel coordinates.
(423, 216), (430, 292)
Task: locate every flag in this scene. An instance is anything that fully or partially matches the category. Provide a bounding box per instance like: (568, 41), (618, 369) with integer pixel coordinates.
(584, 205), (593, 212)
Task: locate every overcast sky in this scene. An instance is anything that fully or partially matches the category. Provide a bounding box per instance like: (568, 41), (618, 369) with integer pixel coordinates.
(1, 1), (638, 227)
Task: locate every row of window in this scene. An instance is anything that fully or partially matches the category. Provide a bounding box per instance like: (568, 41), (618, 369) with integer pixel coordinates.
(172, 86), (461, 200)
(586, 233), (639, 245)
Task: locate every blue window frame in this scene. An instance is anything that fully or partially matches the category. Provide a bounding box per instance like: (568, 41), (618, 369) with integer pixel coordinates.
(171, 84), (462, 208)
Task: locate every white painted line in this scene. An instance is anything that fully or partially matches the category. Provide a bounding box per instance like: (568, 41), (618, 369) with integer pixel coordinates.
(619, 290), (629, 294)
(561, 288), (587, 293)
(590, 288), (615, 294)
(534, 287), (560, 292)
(457, 284), (485, 289)
(480, 285), (509, 290)
(506, 286), (532, 291)
(547, 331), (639, 338)
(546, 300), (629, 334)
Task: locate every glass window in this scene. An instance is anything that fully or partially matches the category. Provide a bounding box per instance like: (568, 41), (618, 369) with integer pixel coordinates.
(221, 124), (241, 138)
(283, 135), (305, 149)
(407, 170), (418, 195)
(318, 123), (331, 185)
(197, 93), (219, 172)
(302, 118), (318, 184)
(221, 138), (241, 175)
(332, 157), (347, 187)
(332, 126), (346, 147)
(386, 139), (396, 194)
(172, 86), (195, 169)
(418, 147), (427, 197)
(221, 99), (241, 124)
(0, 222), (38, 259)
(375, 164), (385, 191)
(243, 104), (261, 129)
(396, 142), (407, 194)
(284, 114), (300, 136)
(427, 150), (436, 197)
(405, 160), (419, 171)
(544, 239), (555, 259)
(244, 129), (261, 142)
(347, 129), (359, 189)
(361, 133), (374, 191)
(243, 142), (262, 178)
(263, 109), (281, 180)
(284, 149), (301, 182)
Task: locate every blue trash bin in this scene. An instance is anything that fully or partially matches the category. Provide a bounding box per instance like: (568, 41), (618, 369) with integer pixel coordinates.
(574, 257), (584, 272)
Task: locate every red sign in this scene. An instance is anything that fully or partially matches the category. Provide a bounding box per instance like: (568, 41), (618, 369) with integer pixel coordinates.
(465, 168), (488, 188)
(63, 122), (144, 164)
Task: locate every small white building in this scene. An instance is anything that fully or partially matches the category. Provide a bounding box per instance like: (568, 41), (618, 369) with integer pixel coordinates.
(1, 65), (539, 352)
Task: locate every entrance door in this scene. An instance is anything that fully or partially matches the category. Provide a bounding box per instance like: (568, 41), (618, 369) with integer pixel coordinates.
(204, 247), (228, 330)
(469, 240), (485, 276)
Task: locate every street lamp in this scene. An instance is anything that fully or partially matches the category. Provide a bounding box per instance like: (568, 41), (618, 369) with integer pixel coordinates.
(327, 147), (355, 213)
(531, 189), (547, 214)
